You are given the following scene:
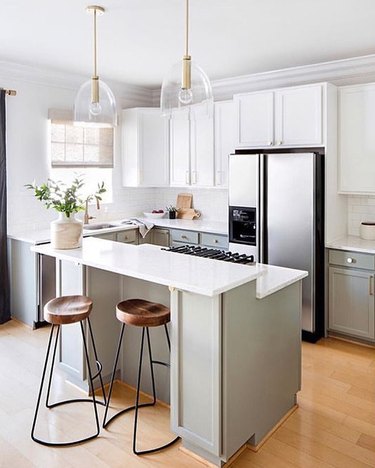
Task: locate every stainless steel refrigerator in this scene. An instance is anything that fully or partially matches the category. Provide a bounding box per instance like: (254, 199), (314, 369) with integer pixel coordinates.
(228, 150), (324, 342)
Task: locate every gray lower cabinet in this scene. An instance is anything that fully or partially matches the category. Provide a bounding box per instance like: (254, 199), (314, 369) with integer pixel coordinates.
(170, 228), (228, 250)
(95, 228), (138, 244)
(8, 238), (56, 328)
(328, 249), (375, 341)
(138, 227), (170, 246)
(151, 228), (170, 246)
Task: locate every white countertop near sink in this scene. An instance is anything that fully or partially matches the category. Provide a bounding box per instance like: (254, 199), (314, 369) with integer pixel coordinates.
(7, 222), (138, 245)
(137, 217), (228, 235)
(326, 236), (375, 255)
(8, 218), (228, 244)
(31, 237), (306, 298)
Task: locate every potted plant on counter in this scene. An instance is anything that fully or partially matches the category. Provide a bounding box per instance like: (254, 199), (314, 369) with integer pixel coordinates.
(166, 205), (178, 219)
(26, 176), (106, 249)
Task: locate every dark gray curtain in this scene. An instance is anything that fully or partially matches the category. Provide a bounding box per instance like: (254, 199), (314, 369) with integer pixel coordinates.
(0, 90), (10, 324)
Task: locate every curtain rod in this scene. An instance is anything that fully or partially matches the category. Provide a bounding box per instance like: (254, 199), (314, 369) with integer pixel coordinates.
(1, 88), (17, 96)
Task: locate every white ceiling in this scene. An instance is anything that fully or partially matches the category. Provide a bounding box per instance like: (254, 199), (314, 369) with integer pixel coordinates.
(1, 0), (375, 88)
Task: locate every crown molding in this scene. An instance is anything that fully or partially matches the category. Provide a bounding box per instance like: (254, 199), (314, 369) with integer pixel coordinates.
(0, 60), (153, 107)
(4, 54), (375, 108)
(152, 54), (375, 103)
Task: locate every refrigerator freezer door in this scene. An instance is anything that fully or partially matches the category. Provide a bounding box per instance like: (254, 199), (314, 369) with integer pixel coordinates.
(266, 153), (315, 332)
(229, 154), (259, 207)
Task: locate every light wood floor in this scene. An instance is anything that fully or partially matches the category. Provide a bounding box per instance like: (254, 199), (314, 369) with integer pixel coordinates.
(1, 320), (375, 468)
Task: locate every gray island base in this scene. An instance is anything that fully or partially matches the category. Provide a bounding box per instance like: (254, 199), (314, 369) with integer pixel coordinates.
(32, 238), (306, 466)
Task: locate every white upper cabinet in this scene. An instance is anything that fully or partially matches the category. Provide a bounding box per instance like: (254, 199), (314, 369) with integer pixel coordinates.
(169, 106), (214, 187)
(339, 84), (375, 194)
(275, 85), (323, 146)
(234, 84), (324, 149)
(235, 91), (274, 148)
(214, 100), (237, 187)
(121, 108), (169, 187)
(191, 115), (214, 187)
(169, 111), (191, 186)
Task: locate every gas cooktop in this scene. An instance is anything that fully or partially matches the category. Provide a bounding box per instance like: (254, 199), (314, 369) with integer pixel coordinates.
(162, 245), (255, 265)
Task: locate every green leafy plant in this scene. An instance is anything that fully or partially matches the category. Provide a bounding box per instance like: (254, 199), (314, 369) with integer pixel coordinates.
(25, 176), (106, 218)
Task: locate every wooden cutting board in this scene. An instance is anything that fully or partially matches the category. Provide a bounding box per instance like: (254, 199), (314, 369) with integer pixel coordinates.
(176, 193), (193, 210)
(177, 208), (201, 220)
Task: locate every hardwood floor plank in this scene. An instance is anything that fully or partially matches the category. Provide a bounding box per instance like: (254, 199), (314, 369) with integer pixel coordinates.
(258, 438), (334, 468)
(2, 320), (375, 467)
(274, 426), (371, 468)
(357, 434), (375, 454)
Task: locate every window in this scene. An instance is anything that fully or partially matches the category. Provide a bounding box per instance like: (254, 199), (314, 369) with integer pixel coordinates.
(49, 109), (114, 168)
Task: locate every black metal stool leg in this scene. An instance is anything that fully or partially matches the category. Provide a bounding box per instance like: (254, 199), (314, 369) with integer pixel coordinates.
(31, 320), (106, 446)
(87, 317), (107, 405)
(103, 325), (158, 429)
(133, 327), (146, 454)
(164, 324), (171, 352)
(31, 325), (56, 444)
(132, 326), (180, 455)
(45, 325), (60, 408)
(103, 322), (126, 428)
(146, 328), (157, 405)
(80, 320), (101, 442)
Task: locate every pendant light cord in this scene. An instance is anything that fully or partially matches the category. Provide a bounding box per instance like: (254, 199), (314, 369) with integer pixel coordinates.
(93, 8), (98, 78)
(185, 0), (189, 57)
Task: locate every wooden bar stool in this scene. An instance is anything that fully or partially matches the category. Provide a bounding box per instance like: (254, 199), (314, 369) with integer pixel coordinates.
(103, 299), (180, 455)
(31, 295), (106, 446)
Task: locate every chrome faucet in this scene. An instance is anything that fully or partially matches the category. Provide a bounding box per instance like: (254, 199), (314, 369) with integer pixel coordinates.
(84, 199), (95, 225)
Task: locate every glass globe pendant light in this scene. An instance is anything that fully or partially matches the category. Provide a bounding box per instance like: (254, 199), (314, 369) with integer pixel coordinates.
(160, 0), (213, 120)
(74, 5), (117, 127)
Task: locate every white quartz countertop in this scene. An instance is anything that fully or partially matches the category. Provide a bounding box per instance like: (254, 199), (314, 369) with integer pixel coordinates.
(9, 218), (228, 245)
(7, 223), (138, 245)
(31, 237), (306, 298)
(138, 218), (228, 235)
(326, 236), (375, 254)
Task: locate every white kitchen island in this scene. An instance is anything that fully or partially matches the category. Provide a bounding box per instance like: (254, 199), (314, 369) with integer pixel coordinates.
(32, 237), (307, 466)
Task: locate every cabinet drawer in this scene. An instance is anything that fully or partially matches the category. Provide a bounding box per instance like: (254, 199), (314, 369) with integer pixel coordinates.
(329, 249), (375, 270)
(170, 229), (199, 244)
(116, 229), (137, 244)
(201, 233), (228, 249)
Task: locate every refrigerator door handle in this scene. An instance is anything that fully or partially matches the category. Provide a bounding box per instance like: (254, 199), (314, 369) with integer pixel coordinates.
(259, 154), (264, 263)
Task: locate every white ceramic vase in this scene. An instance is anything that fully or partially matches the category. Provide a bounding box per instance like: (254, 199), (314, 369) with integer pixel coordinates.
(50, 212), (83, 249)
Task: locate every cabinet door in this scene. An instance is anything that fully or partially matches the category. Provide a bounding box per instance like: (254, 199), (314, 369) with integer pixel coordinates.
(329, 267), (375, 340)
(214, 101), (236, 187)
(121, 108), (169, 187)
(234, 91), (274, 148)
(95, 232), (117, 241)
(139, 110), (169, 187)
(116, 229), (138, 244)
(190, 115), (214, 187)
(275, 85), (323, 146)
(170, 112), (190, 186)
(339, 84), (375, 193)
(152, 228), (170, 247)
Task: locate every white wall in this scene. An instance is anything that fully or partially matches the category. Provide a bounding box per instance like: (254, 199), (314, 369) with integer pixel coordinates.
(2, 68), (160, 232)
(2, 64), (229, 233)
(347, 196), (375, 236)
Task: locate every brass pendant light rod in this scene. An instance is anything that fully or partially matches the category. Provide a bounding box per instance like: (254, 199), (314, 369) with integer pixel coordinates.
(184, 0), (189, 57)
(1, 89), (17, 96)
(182, 0), (191, 91)
(93, 7), (98, 78)
(86, 5), (105, 104)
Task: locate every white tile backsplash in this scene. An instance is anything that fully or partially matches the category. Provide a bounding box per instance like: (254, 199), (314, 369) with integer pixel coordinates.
(348, 195), (375, 236)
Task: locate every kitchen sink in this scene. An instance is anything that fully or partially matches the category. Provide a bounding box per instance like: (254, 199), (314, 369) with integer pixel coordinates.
(83, 223), (118, 230)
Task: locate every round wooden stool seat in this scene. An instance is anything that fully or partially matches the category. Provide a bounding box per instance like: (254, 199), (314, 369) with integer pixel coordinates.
(44, 295), (93, 325)
(116, 299), (170, 328)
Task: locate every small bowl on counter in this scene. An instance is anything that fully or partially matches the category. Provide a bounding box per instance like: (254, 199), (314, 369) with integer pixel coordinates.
(143, 211), (165, 219)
